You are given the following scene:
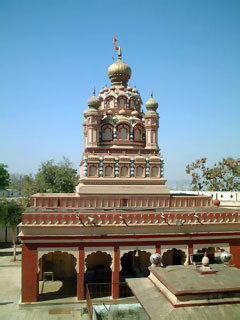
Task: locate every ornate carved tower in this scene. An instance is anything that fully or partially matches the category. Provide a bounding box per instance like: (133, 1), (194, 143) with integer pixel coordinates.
(76, 48), (169, 203)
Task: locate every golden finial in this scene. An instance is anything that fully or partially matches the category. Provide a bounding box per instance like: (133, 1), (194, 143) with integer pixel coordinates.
(118, 46), (122, 60)
(150, 90), (153, 98)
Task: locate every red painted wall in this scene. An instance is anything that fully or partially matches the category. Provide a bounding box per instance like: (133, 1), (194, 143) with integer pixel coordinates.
(22, 243), (38, 302)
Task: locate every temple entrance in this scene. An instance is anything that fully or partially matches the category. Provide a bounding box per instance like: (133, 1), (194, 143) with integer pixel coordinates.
(38, 251), (77, 301)
(120, 250), (151, 282)
(162, 248), (186, 266)
(85, 251), (112, 298)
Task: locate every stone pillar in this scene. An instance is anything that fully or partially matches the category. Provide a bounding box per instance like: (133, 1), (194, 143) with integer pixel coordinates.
(229, 240), (240, 268)
(144, 111), (159, 149)
(21, 243), (38, 302)
(112, 246), (120, 299)
(156, 244), (161, 254)
(77, 247), (85, 300)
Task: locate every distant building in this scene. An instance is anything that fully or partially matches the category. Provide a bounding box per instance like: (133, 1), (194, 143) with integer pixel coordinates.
(19, 47), (240, 303)
(0, 189), (22, 199)
(170, 190), (240, 207)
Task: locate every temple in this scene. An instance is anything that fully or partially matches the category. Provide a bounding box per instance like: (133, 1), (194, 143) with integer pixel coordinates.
(19, 47), (240, 303)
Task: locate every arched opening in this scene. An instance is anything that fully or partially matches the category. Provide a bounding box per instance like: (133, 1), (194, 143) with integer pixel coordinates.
(151, 166), (159, 178)
(130, 98), (135, 108)
(105, 165), (113, 177)
(120, 165), (129, 177)
(39, 251), (77, 301)
(85, 251), (112, 298)
(106, 97), (115, 109)
(120, 250), (151, 282)
(89, 165), (97, 177)
(117, 124), (129, 140)
(134, 126), (143, 142)
(162, 248), (186, 266)
(136, 166), (144, 177)
(118, 97), (126, 108)
(102, 125), (113, 141)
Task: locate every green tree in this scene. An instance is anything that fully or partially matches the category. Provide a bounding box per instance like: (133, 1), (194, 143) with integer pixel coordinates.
(10, 173), (37, 198)
(186, 157), (240, 191)
(35, 157), (78, 193)
(0, 201), (24, 261)
(0, 164), (10, 189)
(9, 158), (78, 205)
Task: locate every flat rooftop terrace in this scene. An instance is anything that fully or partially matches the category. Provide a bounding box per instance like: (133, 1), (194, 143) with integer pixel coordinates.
(127, 265), (240, 320)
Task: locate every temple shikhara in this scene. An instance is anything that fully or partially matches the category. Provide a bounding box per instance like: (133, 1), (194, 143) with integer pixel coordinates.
(19, 47), (240, 303)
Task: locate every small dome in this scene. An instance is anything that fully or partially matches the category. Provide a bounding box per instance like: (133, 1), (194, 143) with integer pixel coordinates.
(131, 110), (139, 117)
(220, 251), (232, 264)
(212, 198), (220, 206)
(132, 87), (138, 93)
(119, 109), (127, 116)
(108, 47), (132, 87)
(150, 253), (162, 266)
(87, 89), (101, 110)
(119, 85), (125, 91)
(106, 109), (113, 115)
(145, 90), (158, 112)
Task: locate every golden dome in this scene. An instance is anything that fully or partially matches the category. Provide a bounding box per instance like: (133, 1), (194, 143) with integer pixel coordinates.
(145, 90), (158, 112)
(108, 47), (131, 87)
(87, 88), (101, 110)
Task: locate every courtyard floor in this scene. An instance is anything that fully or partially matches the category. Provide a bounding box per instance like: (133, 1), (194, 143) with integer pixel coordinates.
(0, 247), (85, 320)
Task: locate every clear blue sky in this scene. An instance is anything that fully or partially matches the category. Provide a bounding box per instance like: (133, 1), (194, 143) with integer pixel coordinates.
(1, 0), (239, 181)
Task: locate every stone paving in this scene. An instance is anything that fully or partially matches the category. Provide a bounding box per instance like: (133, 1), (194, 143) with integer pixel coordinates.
(0, 247), (86, 320)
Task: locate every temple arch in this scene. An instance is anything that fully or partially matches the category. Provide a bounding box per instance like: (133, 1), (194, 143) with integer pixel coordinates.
(120, 165), (129, 177)
(102, 124), (113, 141)
(117, 124), (129, 140)
(89, 165), (97, 177)
(162, 248), (186, 266)
(106, 97), (115, 109)
(118, 96), (127, 108)
(120, 249), (153, 281)
(105, 165), (114, 177)
(38, 250), (77, 301)
(151, 166), (159, 178)
(134, 125), (143, 142)
(161, 245), (188, 266)
(85, 251), (112, 284)
(136, 165), (144, 177)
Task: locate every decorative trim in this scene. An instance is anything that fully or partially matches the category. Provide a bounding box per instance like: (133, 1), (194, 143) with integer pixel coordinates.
(20, 234), (240, 243)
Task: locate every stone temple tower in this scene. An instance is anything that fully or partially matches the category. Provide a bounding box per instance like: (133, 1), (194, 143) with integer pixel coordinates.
(76, 47), (169, 206)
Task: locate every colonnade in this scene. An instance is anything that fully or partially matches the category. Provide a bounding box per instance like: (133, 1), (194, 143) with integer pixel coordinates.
(21, 242), (230, 302)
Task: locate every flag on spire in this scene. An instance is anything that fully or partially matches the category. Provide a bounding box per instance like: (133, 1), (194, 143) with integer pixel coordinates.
(113, 35), (119, 51)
